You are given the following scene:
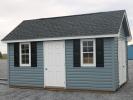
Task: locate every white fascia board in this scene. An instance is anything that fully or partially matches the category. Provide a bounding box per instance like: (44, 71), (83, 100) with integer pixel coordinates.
(2, 34), (118, 43)
(127, 36), (132, 42)
(118, 12), (132, 41)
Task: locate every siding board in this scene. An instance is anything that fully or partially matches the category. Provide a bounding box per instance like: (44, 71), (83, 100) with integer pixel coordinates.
(65, 39), (117, 91)
(8, 42), (44, 87)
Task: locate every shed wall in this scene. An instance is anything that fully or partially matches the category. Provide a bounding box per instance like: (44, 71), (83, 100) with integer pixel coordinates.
(8, 38), (119, 90)
(65, 38), (118, 91)
(118, 24), (128, 85)
(8, 42), (44, 87)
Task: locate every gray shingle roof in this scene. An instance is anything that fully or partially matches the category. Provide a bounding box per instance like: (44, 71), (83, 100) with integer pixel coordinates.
(2, 10), (125, 41)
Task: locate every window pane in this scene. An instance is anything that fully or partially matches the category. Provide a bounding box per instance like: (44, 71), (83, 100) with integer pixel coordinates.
(88, 53), (93, 63)
(88, 41), (93, 46)
(25, 49), (29, 53)
(22, 55), (25, 64)
(22, 44), (29, 53)
(88, 47), (93, 52)
(89, 58), (93, 63)
(83, 47), (87, 52)
(26, 59), (29, 64)
(83, 53), (89, 64)
(83, 47), (93, 52)
(21, 55), (29, 64)
(22, 49), (25, 53)
(24, 44), (29, 49)
(83, 41), (87, 46)
(22, 45), (25, 49)
(25, 55), (29, 64)
(83, 53), (94, 64)
(22, 59), (25, 64)
(89, 53), (93, 58)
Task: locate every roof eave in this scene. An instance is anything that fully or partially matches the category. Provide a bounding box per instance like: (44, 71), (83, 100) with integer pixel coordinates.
(2, 34), (118, 43)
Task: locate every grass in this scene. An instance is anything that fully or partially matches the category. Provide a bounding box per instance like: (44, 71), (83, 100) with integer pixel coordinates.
(0, 54), (7, 60)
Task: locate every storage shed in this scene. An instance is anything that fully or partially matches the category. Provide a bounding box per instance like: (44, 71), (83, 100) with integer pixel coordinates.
(2, 10), (132, 91)
(128, 45), (133, 60)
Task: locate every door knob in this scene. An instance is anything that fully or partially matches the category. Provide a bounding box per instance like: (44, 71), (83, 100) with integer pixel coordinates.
(45, 68), (48, 70)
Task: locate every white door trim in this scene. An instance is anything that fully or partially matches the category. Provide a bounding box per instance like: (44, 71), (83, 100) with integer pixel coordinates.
(43, 41), (66, 88)
(118, 39), (127, 86)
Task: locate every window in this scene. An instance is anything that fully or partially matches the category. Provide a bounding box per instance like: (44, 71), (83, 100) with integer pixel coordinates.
(80, 39), (96, 67)
(20, 43), (31, 66)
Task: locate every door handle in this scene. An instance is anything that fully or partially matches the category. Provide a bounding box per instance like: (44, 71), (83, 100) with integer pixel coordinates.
(45, 68), (48, 70)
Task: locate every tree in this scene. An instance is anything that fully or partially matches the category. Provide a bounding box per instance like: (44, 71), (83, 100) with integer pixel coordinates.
(0, 51), (2, 58)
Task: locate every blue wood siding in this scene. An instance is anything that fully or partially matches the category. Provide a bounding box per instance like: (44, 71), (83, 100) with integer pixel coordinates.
(65, 38), (118, 91)
(113, 38), (119, 89)
(128, 45), (133, 60)
(8, 42), (44, 87)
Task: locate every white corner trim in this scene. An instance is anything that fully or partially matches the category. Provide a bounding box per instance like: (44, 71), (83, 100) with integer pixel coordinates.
(43, 42), (45, 87)
(3, 34), (118, 43)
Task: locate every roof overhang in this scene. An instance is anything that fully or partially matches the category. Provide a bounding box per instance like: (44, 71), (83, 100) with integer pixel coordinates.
(118, 12), (132, 42)
(127, 35), (132, 41)
(2, 34), (118, 43)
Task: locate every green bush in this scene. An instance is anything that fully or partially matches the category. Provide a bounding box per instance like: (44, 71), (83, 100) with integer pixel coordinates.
(2, 54), (7, 59)
(0, 51), (2, 59)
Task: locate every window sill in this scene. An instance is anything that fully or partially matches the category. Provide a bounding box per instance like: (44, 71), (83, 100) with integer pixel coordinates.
(73, 66), (104, 68)
(14, 66), (37, 69)
(81, 64), (96, 67)
(20, 64), (31, 66)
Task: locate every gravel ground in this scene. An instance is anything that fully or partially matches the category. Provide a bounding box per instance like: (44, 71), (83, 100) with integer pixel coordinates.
(0, 60), (8, 79)
(0, 60), (133, 100)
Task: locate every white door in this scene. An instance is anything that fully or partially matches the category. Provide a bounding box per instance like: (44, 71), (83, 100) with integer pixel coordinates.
(44, 41), (66, 87)
(118, 39), (127, 86)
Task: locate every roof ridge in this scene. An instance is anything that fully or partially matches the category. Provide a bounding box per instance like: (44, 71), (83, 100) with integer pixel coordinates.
(24, 10), (125, 21)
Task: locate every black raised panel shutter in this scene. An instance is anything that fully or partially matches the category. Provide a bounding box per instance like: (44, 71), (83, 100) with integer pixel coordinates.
(31, 42), (37, 67)
(96, 38), (104, 67)
(14, 43), (19, 67)
(73, 39), (80, 67)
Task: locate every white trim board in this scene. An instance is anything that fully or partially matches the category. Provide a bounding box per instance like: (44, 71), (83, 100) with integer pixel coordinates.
(3, 34), (118, 43)
(118, 13), (132, 42)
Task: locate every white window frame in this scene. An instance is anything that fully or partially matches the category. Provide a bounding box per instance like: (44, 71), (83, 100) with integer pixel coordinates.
(19, 42), (31, 66)
(80, 39), (96, 67)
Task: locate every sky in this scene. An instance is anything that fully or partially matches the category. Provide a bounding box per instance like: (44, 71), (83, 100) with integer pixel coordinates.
(0, 0), (133, 54)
